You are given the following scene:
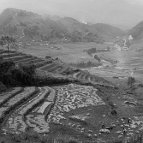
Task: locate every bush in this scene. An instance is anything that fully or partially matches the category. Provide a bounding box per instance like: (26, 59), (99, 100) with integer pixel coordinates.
(0, 60), (36, 86)
(0, 81), (7, 92)
(127, 76), (135, 88)
(70, 61), (101, 68)
(11, 64), (36, 85)
(0, 60), (15, 74)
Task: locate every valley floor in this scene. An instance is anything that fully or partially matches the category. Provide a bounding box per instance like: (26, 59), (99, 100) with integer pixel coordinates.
(1, 42), (143, 143)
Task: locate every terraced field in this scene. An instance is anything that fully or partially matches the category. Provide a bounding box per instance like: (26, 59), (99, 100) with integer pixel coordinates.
(72, 71), (112, 87)
(2, 49), (137, 142)
(0, 83), (141, 142)
(0, 86), (54, 133)
(0, 49), (71, 75)
(0, 49), (114, 89)
(0, 84), (107, 138)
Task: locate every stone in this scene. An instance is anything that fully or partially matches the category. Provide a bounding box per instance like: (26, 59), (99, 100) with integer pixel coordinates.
(99, 129), (110, 134)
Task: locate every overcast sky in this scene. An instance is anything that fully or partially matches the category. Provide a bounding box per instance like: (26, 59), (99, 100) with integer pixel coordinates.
(0, 0), (143, 29)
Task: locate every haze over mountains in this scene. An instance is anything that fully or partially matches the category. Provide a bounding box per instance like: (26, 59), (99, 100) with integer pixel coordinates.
(0, 8), (143, 43)
(129, 21), (143, 41)
(0, 8), (125, 43)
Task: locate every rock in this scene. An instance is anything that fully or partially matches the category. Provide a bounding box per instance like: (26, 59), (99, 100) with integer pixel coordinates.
(106, 126), (113, 131)
(111, 109), (117, 116)
(86, 113), (90, 116)
(99, 129), (110, 134)
(124, 124), (129, 127)
(88, 130), (93, 133)
(124, 101), (136, 106)
(123, 128), (127, 136)
(80, 128), (85, 133)
(102, 114), (106, 117)
(88, 134), (92, 137)
(116, 131), (122, 134)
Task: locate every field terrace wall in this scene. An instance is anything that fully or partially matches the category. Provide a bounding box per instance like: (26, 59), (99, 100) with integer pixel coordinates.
(0, 87), (38, 124)
(0, 49), (115, 88)
(0, 86), (56, 134)
(0, 87), (24, 107)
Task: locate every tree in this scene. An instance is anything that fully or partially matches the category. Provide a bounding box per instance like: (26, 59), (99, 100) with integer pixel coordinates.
(127, 76), (135, 89)
(0, 36), (16, 58)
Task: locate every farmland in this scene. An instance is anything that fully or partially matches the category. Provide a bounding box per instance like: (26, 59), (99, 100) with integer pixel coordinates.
(0, 47), (143, 143)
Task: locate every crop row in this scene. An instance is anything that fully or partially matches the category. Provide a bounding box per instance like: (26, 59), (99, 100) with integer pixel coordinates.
(4, 55), (32, 61)
(40, 62), (58, 71)
(21, 87), (50, 117)
(0, 87), (24, 107)
(0, 50), (16, 55)
(46, 64), (63, 72)
(0, 50), (74, 76)
(15, 57), (38, 63)
(2, 87), (56, 134)
(20, 58), (44, 65)
(39, 61), (70, 74)
(72, 71), (113, 87)
(0, 87), (38, 124)
(24, 88), (56, 133)
(0, 53), (21, 58)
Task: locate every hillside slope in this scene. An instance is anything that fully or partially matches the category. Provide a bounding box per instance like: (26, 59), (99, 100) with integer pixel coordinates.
(128, 21), (143, 40)
(88, 23), (124, 41)
(0, 8), (124, 42)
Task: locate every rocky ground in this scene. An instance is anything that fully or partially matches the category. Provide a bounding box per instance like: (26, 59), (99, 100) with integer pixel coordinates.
(0, 80), (143, 143)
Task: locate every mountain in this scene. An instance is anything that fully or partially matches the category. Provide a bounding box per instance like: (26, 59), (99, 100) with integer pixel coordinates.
(0, 8), (125, 43)
(88, 23), (125, 41)
(129, 21), (143, 40)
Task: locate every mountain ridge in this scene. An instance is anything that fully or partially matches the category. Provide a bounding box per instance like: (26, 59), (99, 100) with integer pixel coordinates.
(0, 8), (125, 43)
(128, 21), (143, 41)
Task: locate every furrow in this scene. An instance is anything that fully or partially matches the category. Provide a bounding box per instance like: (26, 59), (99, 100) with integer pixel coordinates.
(2, 87), (53, 134)
(4, 55), (32, 61)
(56, 66), (68, 73)
(22, 87), (50, 117)
(76, 72), (84, 80)
(0, 87), (37, 124)
(72, 71), (81, 79)
(20, 59), (44, 65)
(0, 51), (16, 54)
(47, 64), (62, 72)
(40, 62), (57, 71)
(35, 61), (52, 68)
(15, 57), (37, 63)
(0, 53), (22, 58)
(0, 87), (24, 107)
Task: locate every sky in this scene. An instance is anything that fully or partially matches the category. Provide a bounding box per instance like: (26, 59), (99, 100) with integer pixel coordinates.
(0, 0), (143, 29)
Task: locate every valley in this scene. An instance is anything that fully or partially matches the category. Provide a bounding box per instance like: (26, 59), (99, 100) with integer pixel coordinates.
(1, 7), (143, 143)
(1, 39), (143, 143)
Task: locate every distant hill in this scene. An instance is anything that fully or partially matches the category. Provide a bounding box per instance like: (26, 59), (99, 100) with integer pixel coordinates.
(88, 23), (124, 41)
(0, 8), (125, 43)
(128, 21), (143, 40)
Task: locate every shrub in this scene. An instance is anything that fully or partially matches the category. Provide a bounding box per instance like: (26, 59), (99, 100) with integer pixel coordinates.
(0, 81), (7, 92)
(127, 76), (135, 88)
(0, 60), (15, 74)
(11, 64), (36, 85)
(0, 60), (36, 86)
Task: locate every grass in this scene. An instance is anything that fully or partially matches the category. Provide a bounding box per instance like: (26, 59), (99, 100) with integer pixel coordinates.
(20, 42), (107, 64)
(70, 61), (101, 68)
(1, 42), (143, 142)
